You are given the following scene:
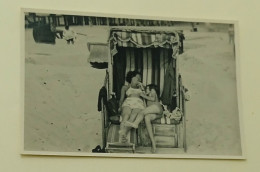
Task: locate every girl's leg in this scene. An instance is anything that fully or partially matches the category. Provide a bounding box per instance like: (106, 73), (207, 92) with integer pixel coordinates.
(145, 113), (162, 153)
(126, 104), (162, 128)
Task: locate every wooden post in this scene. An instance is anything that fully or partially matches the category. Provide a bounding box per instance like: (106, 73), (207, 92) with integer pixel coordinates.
(32, 13), (36, 23)
(64, 16), (67, 26)
(96, 17), (98, 26)
(106, 17), (109, 26)
(72, 16), (75, 24)
(107, 41), (113, 99)
(176, 53), (179, 108)
(54, 15), (57, 26)
(47, 16), (50, 24)
(56, 17), (59, 26)
(175, 31), (180, 108)
(183, 88), (187, 152)
(81, 16), (84, 25)
(43, 17), (47, 24)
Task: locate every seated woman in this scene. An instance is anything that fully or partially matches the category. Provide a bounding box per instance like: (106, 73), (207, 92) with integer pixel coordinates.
(118, 71), (145, 143)
(124, 84), (164, 153)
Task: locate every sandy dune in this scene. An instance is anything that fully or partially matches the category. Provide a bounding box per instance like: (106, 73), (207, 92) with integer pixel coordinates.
(24, 25), (241, 156)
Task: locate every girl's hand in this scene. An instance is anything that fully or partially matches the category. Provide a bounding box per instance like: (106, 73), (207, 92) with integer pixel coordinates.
(138, 82), (144, 90)
(140, 92), (146, 98)
(118, 107), (122, 113)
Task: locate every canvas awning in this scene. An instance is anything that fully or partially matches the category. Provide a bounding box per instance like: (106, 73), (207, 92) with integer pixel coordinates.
(87, 43), (109, 63)
(87, 43), (109, 69)
(87, 28), (184, 68)
(109, 29), (184, 58)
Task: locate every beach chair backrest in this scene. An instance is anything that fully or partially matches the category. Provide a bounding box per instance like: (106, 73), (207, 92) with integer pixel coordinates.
(113, 47), (175, 99)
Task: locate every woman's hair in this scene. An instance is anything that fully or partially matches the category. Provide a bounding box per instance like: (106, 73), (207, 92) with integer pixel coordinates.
(65, 25), (69, 30)
(146, 84), (160, 97)
(125, 71), (142, 83)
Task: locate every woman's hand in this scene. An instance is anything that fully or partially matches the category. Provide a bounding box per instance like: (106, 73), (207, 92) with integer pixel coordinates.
(138, 82), (145, 91)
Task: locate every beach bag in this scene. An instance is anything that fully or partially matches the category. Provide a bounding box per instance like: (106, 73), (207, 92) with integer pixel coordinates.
(107, 95), (119, 117)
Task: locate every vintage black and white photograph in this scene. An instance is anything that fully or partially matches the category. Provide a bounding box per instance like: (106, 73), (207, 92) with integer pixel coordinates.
(22, 9), (243, 159)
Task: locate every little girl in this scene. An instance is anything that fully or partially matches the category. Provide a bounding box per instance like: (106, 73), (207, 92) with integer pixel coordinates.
(63, 25), (77, 44)
(124, 84), (164, 152)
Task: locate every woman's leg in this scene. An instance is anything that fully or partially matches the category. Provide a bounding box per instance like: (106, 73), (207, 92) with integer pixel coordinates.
(125, 104), (162, 129)
(128, 108), (142, 122)
(121, 108), (142, 142)
(121, 106), (132, 123)
(145, 113), (162, 153)
(119, 106), (132, 142)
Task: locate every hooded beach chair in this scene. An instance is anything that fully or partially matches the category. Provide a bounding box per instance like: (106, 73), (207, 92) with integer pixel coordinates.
(89, 27), (188, 153)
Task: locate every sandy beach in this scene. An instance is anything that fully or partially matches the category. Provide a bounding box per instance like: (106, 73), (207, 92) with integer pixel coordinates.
(24, 24), (242, 156)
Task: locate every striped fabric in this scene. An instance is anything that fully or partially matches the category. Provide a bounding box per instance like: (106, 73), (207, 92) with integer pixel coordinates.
(122, 48), (174, 97)
(124, 48), (138, 85)
(107, 124), (136, 144)
(110, 30), (180, 59)
(112, 31), (178, 48)
(150, 117), (180, 125)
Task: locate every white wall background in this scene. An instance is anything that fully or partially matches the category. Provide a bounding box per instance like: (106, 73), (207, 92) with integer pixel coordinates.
(0, 0), (259, 171)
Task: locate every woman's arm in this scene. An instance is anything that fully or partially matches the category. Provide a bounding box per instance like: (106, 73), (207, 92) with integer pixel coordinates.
(118, 85), (127, 112)
(140, 89), (157, 102)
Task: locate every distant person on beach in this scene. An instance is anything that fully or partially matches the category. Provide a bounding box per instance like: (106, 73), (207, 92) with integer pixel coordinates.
(63, 25), (77, 44)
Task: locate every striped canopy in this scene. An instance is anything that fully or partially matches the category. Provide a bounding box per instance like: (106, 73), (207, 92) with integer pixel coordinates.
(110, 29), (182, 58)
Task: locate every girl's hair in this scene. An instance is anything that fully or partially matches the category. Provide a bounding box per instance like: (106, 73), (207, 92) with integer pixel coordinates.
(146, 84), (160, 98)
(125, 71), (142, 83)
